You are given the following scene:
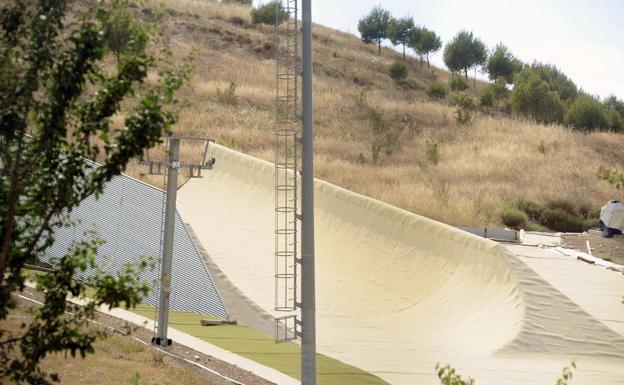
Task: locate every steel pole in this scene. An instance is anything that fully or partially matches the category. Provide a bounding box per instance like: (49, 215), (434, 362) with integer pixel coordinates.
(301, 0), (316, 384)
(157, 137), (180, 347)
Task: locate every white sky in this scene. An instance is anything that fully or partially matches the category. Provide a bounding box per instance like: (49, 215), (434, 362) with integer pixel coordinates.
(254, 0), (624, 99)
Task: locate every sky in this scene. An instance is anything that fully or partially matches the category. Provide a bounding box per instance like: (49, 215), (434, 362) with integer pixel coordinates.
(254, 0), (624, 99)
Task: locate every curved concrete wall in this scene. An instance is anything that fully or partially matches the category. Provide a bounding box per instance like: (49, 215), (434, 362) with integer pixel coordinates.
(178, 144), (538, 385)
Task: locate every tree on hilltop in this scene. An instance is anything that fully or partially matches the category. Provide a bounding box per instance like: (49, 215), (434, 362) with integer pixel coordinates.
(251, 0), (288, 26)
(510, 73), (564, 124)
(486, 43), (522, 84)
(387, 16), (414, 59)
(407, 26), (424, 63)
(358, 6), (391, 53)
(414, 28), (442, 69)
(443, 30), (486, 85)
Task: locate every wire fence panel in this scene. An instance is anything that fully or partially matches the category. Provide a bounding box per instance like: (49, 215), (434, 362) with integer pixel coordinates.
(40, 172), (228, 320)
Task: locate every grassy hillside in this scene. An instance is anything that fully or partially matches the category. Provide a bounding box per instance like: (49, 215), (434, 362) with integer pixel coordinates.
(124, 0), (623, 228)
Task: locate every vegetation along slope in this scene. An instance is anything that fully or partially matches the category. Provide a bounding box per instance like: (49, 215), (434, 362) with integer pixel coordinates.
(121, 0), (624, 230)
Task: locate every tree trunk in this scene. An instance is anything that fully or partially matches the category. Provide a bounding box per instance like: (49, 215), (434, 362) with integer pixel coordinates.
(402, 44), (405, 60)
(426, 53), (430, 70)
(464, 68), (468, 80)
(474, 67), (477, 87)
(378, 39), (381, 54)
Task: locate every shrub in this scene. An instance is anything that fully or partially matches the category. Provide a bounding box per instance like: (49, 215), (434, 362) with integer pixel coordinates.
(427, 83), (448, 100)
(389, 61), (409, 81)
(251, 0), (288, 26)
(224, 0), (253, 5)
(513, 198), (598, 232)
(501, 208), (528, 230)
(436, 364), (474, 385)
(452, 94), (476, 124)
(490, 81), (510, 100)
(545, 198), (578, 216)
(479, 87), (495, 109)
(396, 78), (425, 90)
(448, 74), (468, 91)
(216, 81), (238, 105)
(102, 0), (149, 61)
(538, 208), (587, 232)
(564, 95), (608, 131)
(229, 16), (246, 26)
(425, 141), (440, 165)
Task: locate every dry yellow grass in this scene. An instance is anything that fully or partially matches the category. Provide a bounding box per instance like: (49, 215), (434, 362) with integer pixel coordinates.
(124, 0), (623, 227)
(0, 298), (227, 385)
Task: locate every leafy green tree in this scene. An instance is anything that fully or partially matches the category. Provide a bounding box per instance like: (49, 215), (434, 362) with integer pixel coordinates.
(414, 28), (442, 69)
(486, 43), (522, 84)
(0, 1), (191, 383)
(519, 62), (578, 102)
(102, 0), (148, 62)
(407, 25), (424, 63)
(603, 95), (624, 132)
(387, 16), (414, 59)
(510, 73), (564, 123)
(443, 30), (486, 85)
(251, 0), (288, 26)
(358, 6), (391, 53)
(564, 95), (608, 131)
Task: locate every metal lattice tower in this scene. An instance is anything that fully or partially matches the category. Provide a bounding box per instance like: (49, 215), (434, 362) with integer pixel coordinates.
(274, 0), (300, 339)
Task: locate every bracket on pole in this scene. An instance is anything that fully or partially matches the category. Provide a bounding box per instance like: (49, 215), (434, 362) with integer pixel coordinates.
(139, 137), (216, 178)
(275, 314), (299, 343)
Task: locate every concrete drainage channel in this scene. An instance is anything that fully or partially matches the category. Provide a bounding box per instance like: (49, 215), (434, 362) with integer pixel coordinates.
(458, 226), (522, 242)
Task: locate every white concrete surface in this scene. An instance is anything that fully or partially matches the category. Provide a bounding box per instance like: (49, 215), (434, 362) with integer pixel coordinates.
(177, 144), (624, 385)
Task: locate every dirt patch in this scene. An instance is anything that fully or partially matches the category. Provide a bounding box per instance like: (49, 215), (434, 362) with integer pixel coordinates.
(562, 232), (624, 266)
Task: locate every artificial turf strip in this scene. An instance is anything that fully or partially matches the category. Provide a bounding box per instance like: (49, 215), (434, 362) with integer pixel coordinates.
(131, 304), (391, 385)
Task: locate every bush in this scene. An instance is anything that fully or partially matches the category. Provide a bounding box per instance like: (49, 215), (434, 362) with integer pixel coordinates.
(452, 94), (476, 124)
(427, 83), (448, 100)
(538, 208), (587, 233)
(564, 95), (608, 131)
(396, 77), (425, 90)
(510, 73), (564, 124)
(512, 198), (598, 232)
(102, 0), (148, 61)
(224, 0), (253, 4)
(501, 208), (528, 230)
(389, 61), (409, 81)
(448, 74), (468, 91)
(425, 141), (440, 165)
(216, 81), (238, 105)
(229, 16), (246, 26)
(479, 87), (495, 109)
(251, 0), (288, 25)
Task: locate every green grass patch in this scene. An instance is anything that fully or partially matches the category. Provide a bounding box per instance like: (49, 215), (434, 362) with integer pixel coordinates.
(21, 270), (388, 384)
(131, 305), (389, 385)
